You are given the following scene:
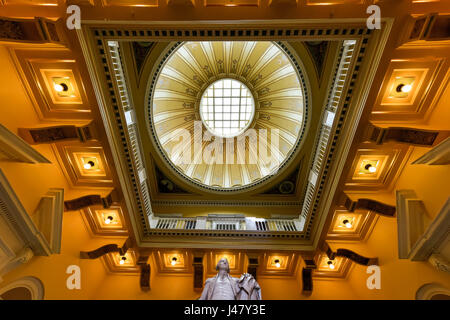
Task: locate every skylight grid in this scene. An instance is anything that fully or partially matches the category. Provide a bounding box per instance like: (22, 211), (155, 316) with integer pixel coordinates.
(200, 79), (255, 137)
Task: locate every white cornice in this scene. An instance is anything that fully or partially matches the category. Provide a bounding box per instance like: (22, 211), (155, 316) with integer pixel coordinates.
(412, 137), (450, 165)
(311, 19), (394, 249)
(32, 188), (64, 254)
(410, 198), (450, 262)
(76, 27), (145, 244)
(0, 123), (50, 164)
(0, 169), (51, 256)
(80, 18), (374, 26)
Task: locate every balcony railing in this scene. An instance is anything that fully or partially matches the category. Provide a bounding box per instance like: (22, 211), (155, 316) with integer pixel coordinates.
(149, 215), (304, 232)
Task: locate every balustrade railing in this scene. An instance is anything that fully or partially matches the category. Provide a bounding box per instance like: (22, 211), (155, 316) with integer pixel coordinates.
(150, 215), (303, 232)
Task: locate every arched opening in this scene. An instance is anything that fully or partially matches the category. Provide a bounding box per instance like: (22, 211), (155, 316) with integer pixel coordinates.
(0, 276), (44, 300)
(416, 283), (450, 300)
(0, 287), (33, 300)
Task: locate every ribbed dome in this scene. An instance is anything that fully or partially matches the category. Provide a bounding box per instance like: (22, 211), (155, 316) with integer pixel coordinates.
(149, 41), (305, 191)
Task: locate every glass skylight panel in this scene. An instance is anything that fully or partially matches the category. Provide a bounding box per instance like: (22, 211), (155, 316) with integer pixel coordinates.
(200, 78), (255, 138)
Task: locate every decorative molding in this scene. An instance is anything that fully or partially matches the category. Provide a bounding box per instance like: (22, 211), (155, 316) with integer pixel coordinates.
(304, 41), (328, 79)
(152, 199), (302, 207)
(301, 268), (312, 296)
(335, 249), (378, 266)
(32, 189), (64, 254)
(397, 191), (450, 266)
(428, 254), (450, 273)
(400, 14), (433, 45)
(0, 123), (50, 164)
(409, 198), (450, 262)
(412, 137), (450, 165)
(193, 253), (204, 291)
(18, 123), (96, 145)
(0, 17), (63, 45)
(167, 0), (195, 6)
(80, 244), (121, 259)
(80, 237), (131, 259)
(105, 40), (153, 231)
(132, 42), (156, 75)
(343, 194), (396, 217)
(323, 242), (378, 266)
(0, 169), (52, 256)
(268, 0), (297, 7)
(64, 191), (117, 211)
(302, 255), (317, 270)
(135, 254), (150, 291)
(0, 276), (44, 300)
(247, 255), (259, 280)
(0, 247), (34, 280)
(150, 215), (303, 234)
(396, 190), (430, 259)
(154, 166), (190, 194)
(365, 124), (449, 147)
(400, 13), (450, 46)
(141, 229), (309, 250)
(139, 263), (151, 292)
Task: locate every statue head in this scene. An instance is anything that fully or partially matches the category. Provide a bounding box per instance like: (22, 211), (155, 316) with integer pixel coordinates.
(216, 258), (230, 273)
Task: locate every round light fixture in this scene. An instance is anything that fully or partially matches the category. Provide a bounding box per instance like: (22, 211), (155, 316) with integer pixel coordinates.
(365, 163), (377, 173)
(327, 260), (335, 270)
(54, 83), (68, 92)
(104, 216), (114, 225)
(119, 256), (127, 265)
(199, 78), (255, 138)
(401, 84), (412, 93)
(274, 259), (281, 268)
(342, 219), (352, 229)
(83, 160), (95, 170)
(396, 83), (412, 93)
(171, 257), (177, 266)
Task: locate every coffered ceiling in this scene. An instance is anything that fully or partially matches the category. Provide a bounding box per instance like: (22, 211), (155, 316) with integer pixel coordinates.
(75, 17), (393, 252)
(1, 0), (448, 289)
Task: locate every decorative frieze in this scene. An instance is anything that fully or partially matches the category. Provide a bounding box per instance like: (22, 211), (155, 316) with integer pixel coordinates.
(365, 123), (449, 147)
(343, 194), (396, 217)
(64, 190), (118, 211)
(18, 123), (96, 144)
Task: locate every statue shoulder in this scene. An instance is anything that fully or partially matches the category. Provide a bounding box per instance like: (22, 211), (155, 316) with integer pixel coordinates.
(204, 276), (216, 284)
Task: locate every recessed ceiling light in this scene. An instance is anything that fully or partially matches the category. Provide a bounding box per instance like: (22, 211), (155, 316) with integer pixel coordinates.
(104, 216), (114, 224)
(274, 259), (281, 268)
(171, 257), (177, 266)
(119, 256), (127, 265)
(342, 219), (352, 229)
(327, 260), (335, 270)
(396, 83), (412, 93)
(83, 160), (95, 170)
(54, 83), (68, 92)
(365, 163), (377, 173)
(401, 84), (412, 93)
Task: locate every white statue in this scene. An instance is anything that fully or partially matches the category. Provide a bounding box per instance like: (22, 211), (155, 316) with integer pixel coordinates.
(199, 258), (261, 300)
